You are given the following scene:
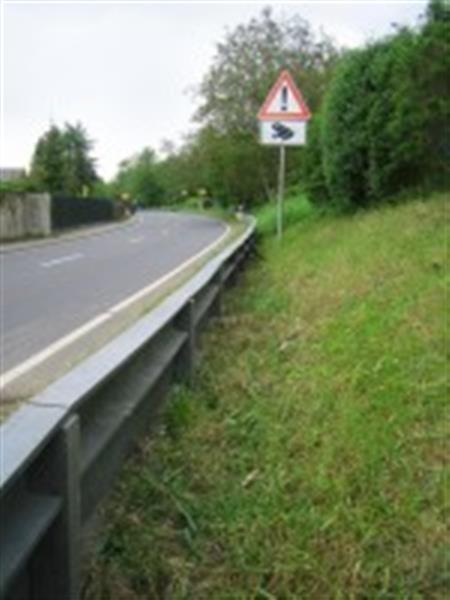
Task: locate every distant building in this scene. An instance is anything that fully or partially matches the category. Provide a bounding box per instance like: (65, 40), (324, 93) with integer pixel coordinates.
(0, 168), (26, 182)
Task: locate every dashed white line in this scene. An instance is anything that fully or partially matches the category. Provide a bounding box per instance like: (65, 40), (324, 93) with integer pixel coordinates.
(40, 253), (84, 268)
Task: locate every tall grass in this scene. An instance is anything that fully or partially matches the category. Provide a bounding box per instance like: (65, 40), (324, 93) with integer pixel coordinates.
(253, 193), (316, 236)
(86, 192), (449, 599)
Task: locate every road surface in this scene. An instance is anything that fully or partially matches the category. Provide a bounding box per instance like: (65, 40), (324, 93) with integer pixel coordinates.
(0, 211), (228, 396)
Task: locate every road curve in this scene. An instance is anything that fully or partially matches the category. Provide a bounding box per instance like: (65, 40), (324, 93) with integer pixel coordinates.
(1, 211), (227, 378)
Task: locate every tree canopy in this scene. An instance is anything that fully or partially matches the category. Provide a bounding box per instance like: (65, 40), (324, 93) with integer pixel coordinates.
(111, 148), (164, 207)
(30, 122), (99, 195)
(195, 7), (338, 136)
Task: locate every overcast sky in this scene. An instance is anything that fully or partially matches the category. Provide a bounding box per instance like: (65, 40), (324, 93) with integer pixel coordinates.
(1, 0), (428, 180)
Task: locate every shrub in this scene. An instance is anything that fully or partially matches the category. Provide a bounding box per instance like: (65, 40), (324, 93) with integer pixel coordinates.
(307, 2), (450, 210)
(0, 178), (41, 202)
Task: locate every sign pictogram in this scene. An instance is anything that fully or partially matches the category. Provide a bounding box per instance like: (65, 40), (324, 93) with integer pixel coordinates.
(260, 121), (306, 146)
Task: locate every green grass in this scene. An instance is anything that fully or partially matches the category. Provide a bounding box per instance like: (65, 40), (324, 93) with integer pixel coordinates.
(86, 193), (449, 599)
(253, 193), (316, 236)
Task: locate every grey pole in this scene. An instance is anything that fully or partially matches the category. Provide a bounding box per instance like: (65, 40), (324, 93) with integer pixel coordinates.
(277, 144), (286, 240)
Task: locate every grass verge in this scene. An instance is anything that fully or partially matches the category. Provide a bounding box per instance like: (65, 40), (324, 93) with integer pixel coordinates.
(253, 193), (316, 236)
(85, 192), (449, 599)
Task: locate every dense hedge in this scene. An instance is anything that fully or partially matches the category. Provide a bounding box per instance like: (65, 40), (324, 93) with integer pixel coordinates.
(304, 2), (450, 210)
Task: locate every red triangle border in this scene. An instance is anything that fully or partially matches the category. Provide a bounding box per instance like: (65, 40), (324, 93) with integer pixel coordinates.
(258, 70), (311, 121)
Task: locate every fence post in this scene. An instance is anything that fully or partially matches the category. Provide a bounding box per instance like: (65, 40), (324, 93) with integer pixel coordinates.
(30, 414), (81, 600)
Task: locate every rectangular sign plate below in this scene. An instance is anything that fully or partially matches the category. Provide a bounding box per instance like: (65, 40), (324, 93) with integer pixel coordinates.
(260, 120), (307, 146)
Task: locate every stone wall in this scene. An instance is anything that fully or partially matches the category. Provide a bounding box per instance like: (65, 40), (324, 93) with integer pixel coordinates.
(0, 193), (51, 241)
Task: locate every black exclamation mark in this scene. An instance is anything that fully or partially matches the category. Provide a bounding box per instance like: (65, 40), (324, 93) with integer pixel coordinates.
(281, 86), (288, 111)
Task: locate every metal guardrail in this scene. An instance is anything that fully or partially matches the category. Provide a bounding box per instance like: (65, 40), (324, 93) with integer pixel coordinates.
(0, 217), (256, 600)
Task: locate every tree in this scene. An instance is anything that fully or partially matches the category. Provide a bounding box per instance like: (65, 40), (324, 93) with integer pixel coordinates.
(62, 123), (98, 195)
(112, 148), (164, 206)
(188, 126), (270, 207)
(426, 0), (450, 23)
(30, 122), (99, 195)
(30, 125), (67, 193)
(153, 144), (199, 204)
(196, 7), (338, 135)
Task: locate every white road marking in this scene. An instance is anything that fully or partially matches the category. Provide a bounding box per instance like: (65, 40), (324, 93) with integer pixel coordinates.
(0, 315), (111, 389)
(40, 253), (84, 268)
(129, 237), (144, 244)
(0, 223), (231, 390)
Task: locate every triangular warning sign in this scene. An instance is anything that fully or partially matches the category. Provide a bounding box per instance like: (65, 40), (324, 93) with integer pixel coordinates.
(258, 70), (311, 121)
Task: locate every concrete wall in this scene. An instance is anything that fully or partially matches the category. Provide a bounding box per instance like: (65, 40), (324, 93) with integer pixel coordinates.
(0, 193), (51, 241)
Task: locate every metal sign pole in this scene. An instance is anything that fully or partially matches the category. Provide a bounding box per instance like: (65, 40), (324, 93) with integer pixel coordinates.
(277, 144), (286, 240)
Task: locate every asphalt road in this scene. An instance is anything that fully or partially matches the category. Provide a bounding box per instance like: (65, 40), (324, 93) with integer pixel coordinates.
(1, 211), (227, 381)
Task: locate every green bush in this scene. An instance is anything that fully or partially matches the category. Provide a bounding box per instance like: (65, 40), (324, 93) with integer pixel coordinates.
(302, 113), (329, 205)
(321, 48), (373, 209)
(307, 1), (450, 210)
(0, 178), (40, 196)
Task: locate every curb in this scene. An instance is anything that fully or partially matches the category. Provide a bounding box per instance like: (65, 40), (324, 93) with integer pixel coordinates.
(0, 214), (139, 255)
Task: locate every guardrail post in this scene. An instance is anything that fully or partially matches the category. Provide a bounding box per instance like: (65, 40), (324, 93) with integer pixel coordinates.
(174, 298), (196, 385)
(228, 253), (240, 287)
(30, 414), (81, 600)
(212, 266), (224, 318)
